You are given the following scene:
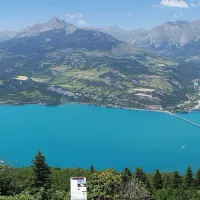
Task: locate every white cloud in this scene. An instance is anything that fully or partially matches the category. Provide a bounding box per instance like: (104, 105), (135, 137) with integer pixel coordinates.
(65, 13), (83, 19)
(160, 0), (189, 8)
(78, 20), (86, 25)
(190, 3), (196, 6)
(65, 13), (87, 26)
(174, 13), (178, 18)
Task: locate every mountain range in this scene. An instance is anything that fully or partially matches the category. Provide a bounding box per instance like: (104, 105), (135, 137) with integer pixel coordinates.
(130, 20), (200, 57)
(16, 17), (78, 38)
(0, 17), (200, 112)
(89, 20), (200, 58)
(2, 18), (200, 58)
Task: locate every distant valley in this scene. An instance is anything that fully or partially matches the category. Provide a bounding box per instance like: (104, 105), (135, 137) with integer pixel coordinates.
(0, 18), (200, 112)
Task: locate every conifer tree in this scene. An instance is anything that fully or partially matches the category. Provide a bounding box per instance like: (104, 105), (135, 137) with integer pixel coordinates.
(195, 169), (200, 189)
(153, 169), (163, 190)
(134, 167), (152, 192)
(185, 166), (193, 188)
(172, 171), (182, 188)
(90, 165), (95, 173)
(163, 174), (171, 189)
(32, 151), (52, 189)
(122, 167), (132, 183)
(134, 167), (147, 183)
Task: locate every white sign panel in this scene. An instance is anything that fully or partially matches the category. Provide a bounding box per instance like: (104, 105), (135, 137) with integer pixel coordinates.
(70, 177), (87, 200)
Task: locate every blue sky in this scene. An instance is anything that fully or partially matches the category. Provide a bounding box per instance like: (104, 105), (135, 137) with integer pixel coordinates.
(0, 0), (200, 31)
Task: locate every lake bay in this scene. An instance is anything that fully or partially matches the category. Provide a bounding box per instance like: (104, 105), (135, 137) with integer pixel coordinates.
(1, 104), (200, 173)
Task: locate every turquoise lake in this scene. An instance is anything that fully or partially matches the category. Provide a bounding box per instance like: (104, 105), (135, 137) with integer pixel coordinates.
(0, 104), (200, 173)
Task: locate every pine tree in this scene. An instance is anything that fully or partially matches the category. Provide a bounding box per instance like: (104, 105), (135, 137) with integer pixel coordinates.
(185, 166), (193, 188)
(134, 167), (147, 183)
(153, 169), (163, 190)
(163, 174), (171, 189)
(32, 151), (52, 189)
(172, 171), (182, 188)
(195, 169), (200, 189)
(90, 165), (95, 173)
(122, 167), (132, 183)
(134, 168), (152, 192)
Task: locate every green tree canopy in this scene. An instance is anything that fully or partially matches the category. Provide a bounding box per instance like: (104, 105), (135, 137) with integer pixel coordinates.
(194, 168), (200, 189)
(32, 151), (52, 189)
(134, 167), (147, 183)
(87, 169), (122, 200)
(185, 166), (193, 188)
(153, 169), (163, 190)
(155, 187), (200, 200)
(163, 174), (171, 189)
(134, 167), (152, 192)
(0, 165), (12, 196)
(121, 167), (132, 183)
(172, 171), (182, 188)
(90, 165), (95, 173)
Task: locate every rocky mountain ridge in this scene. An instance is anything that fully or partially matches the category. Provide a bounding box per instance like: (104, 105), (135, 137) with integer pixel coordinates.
(2, 18), (200, 58)
(16, 17), (78, 38)
(129, 20), (200, 56)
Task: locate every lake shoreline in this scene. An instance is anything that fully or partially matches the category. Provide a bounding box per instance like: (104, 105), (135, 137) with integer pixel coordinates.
(0, 100), (196, 115)
(0, 100), (199, 115)
(68, 102), (175, 115)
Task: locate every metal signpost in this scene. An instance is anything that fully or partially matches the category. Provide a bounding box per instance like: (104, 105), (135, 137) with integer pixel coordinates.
(70, 177), (87, 200)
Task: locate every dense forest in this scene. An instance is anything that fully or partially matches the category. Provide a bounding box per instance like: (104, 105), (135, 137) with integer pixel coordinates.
(1, 151), (200, 199)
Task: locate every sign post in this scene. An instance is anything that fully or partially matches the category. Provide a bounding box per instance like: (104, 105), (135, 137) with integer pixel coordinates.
(70, 177), (87, 200)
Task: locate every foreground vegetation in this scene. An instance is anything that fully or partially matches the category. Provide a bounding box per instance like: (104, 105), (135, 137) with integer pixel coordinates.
(1, 152), (200, 199)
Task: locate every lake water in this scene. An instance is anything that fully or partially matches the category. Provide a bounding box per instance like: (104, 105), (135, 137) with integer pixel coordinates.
(0, 104), (200, 173)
